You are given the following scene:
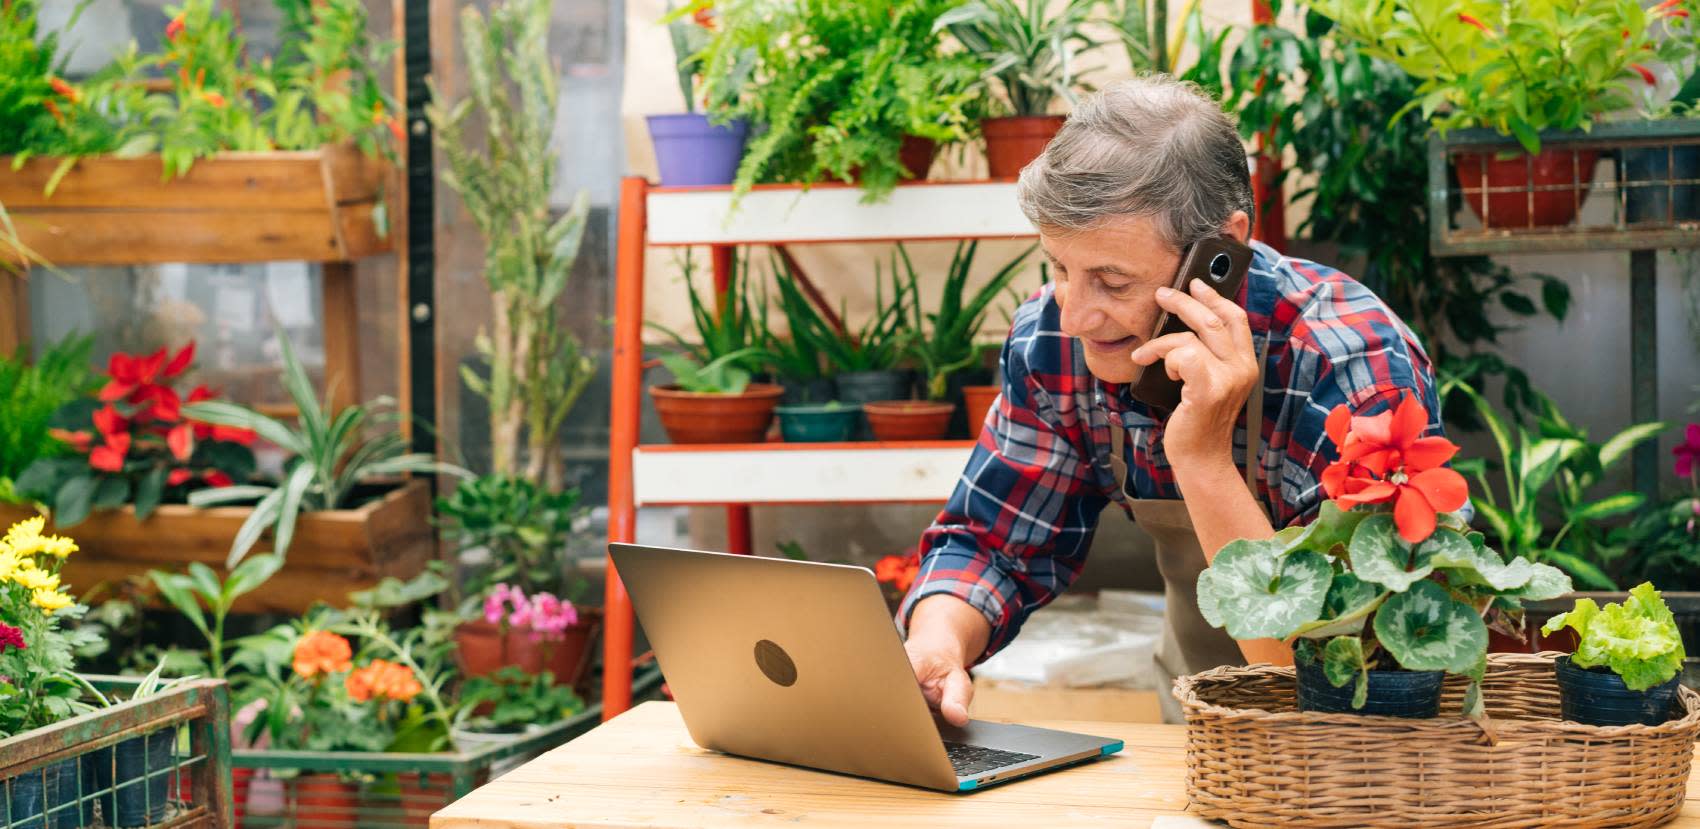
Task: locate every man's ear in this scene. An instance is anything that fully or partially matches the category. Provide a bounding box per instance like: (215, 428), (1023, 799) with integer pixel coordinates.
(1223, 210), (1252, 244)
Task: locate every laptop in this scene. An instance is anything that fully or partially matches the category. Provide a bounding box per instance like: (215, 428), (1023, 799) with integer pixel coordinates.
(608, 543), (1125, 792)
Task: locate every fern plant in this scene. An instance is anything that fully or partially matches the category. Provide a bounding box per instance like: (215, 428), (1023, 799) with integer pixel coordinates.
(0, 335), (97, 502)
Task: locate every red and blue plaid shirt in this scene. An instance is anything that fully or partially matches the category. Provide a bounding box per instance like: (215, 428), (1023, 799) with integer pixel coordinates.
(898, 241), (1444, 662)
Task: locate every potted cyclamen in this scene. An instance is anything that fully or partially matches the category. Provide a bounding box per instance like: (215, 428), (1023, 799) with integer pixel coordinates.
(933, 0), (1097, 178)
(1197, 396), (1574, 717)
(648, 2), (749, 186)
(1542, 583), (1687, 726)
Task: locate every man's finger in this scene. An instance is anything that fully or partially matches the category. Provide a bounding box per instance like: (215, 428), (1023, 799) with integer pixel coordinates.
(1130, 332), (1203, 366)
(1154, 286), (1237, 357)
(1162, 343), (1210, 384)
(1188, 280), (1254, 353)
(940, 668), (973, 727)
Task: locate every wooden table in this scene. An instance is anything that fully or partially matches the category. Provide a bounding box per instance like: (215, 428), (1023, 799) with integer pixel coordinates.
(432, 701), (1700, 828)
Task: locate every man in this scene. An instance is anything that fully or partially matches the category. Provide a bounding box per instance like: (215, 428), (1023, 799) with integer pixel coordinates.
(900, 76), (1446, 725)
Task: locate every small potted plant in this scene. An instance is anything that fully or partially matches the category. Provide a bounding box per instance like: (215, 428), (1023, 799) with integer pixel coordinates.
(85, 660), (195, 829)
(648, 1), (750, 186)
(451, 666), (584, 774)
(648, 252), (782, 444)
(1313, 0), (1690, 228)
(932, 0), (1097, 178)
(799, 260), (916, 440)
(1197, 396), (1574, 717)
(760, 251), (838, 406)
(1540, 583), (1687, 726)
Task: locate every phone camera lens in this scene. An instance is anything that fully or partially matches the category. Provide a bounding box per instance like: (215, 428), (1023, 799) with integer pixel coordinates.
(1209, 253), (1232, 281)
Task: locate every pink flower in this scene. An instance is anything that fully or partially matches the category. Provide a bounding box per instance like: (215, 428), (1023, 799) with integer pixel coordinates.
(0, 623), (24, 652)
(1674, 423), (1700, 478)
(483, 583), (515, 625)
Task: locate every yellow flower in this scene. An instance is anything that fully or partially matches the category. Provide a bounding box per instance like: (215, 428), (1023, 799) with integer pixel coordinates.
(38, 536), (76, 558)
(32, 588), (73, 613)
(2, 516), (75, 559)
(3, 516), (45, 549)
(0, 545), (17, 583)
(11, 564), (59, 593)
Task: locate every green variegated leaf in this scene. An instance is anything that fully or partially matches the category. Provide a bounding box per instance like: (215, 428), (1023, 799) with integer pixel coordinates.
(1322, 635), (1369, 709)
(1374, 581), (1488, 673)
(1349, 514), (1432, 592)
(1504, 562), (1574, 601)
(1197, 539), (1331, 641)
(1287, 500), (1366, 554)
(1425, 529), (1536, 591)
(1293, 573), (1387, 639)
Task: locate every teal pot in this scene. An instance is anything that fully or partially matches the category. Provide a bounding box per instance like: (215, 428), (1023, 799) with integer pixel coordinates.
(780, 376), (837, 406)
(835, 371), (910, 440)
(776, 403), (861, 443)
(1294, 658), (1444, 718)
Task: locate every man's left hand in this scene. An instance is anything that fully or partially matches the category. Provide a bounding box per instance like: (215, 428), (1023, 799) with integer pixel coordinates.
(1130, 279), (1259, 471)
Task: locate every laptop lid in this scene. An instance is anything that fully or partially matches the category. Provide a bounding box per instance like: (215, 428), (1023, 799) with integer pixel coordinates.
(608, 543), (961, 790)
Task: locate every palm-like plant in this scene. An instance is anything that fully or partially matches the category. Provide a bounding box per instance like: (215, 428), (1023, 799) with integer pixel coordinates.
(185, 334), (469, 567)
(897, 241), (1037, 400)
(933, 0), (1099, 117)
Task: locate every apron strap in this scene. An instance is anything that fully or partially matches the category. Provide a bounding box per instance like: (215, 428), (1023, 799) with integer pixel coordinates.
(1109, 337), (1270, 506)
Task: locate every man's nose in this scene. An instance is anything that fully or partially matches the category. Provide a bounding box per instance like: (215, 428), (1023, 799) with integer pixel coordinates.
(1056, 278), (1104, 336)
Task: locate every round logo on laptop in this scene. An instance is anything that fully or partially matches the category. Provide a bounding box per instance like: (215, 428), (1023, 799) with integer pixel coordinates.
(753, 639), (797, 687)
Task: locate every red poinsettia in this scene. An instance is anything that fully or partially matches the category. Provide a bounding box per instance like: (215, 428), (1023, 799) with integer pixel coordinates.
(1320, 395), (1469, 544)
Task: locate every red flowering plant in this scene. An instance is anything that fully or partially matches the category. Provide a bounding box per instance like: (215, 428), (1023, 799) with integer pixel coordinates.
(13, 341), (256, 527)
(873, 545), (922, 612)
(1197, 395), (1573, 715)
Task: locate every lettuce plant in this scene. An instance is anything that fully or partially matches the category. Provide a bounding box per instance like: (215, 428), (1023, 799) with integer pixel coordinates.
(1541, 582), (1686, 692)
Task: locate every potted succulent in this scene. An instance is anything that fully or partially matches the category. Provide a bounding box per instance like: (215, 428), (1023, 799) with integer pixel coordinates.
(932, 0), (1097, 178)
(758, 253), (837, 406)
(1313, 0), (1692, 228)
(648, 252), (782, 444)
(649, 1), (751, 186)
(806, 260), (914, 440)
(1197, 396), (1574, 717)
(689, 0), (985, 204)
(1540, 583), (1686, 726)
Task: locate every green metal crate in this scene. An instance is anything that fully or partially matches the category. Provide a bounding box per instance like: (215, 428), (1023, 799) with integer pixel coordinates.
(226, 664), (665, 828)
(0, 678), (233, 829)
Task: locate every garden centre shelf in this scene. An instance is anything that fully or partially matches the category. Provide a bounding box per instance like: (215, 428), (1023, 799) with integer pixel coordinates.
(605, 176), (1039, 719)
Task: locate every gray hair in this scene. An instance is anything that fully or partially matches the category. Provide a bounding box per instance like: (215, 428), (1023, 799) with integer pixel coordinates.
(1015, 76), (1256, 250)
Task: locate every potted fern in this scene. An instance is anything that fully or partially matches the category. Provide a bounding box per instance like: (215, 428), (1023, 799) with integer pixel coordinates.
(932, 0), (1098, 178)
(1541, 583), (1687, 726)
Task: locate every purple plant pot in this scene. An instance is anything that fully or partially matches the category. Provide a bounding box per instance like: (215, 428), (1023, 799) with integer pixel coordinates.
(646, 114), (749, 187)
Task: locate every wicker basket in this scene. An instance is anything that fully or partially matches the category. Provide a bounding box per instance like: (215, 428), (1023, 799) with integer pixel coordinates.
(1174, 652), (1700, 828)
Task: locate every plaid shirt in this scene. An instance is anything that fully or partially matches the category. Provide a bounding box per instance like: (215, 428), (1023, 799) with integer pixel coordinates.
(898, 241), (1444, 662)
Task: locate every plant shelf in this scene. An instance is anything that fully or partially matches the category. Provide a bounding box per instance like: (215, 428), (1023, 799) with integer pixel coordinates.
(645, 180), (1035, 246)
(632, 440), (976, 506)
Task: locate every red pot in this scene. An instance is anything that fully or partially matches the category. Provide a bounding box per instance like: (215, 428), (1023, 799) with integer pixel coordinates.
(982, 116), (1065, 179)
(863, 400), (955, 442)
(455, 609), (604, 690)
(1453, 149), (1600, 229)
(649, 383), (783, 445)
(960, 385), (1000, 438)
(849, 136), (938, 183)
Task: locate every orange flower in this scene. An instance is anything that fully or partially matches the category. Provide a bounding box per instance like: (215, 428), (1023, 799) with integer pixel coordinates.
(165, 12), (186, 41)
(1321, 395), (1468, 544)
(292, 630), (353, 678)
(874, 551), (921, 592)
(202, 91), (226, 108)
(345, 660), (422, 703)
(1457, 12), (1496, 37)
(49, 77), (79, 103)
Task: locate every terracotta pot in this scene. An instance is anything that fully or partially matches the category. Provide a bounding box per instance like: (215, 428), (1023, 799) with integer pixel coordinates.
(395, 772), (459, 828)
(849, 136), (937, 183)
(293, 774), (357, 827)
(649, 383), (783, 444)
(863, 400), (955, 442)
(455, 609), (604, 690)
(982, 116), (1065, 179)
(1453, 149), (1599, 228)
(960, 385), (1000, 438)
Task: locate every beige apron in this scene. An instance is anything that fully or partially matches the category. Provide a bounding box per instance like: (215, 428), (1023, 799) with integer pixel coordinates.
(1108, 341), (1268, 723)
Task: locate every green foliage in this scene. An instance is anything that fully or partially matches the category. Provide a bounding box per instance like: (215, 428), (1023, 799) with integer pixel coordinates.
(755, 254), (832, 385)
(0, 335), (96, 498)
(147, 553), (283, 679)
(804, 258), (914, 375)
(1619, 492), (1700, 591)
(1308, 0), (1695, 153)
(455, 667), (584, 733)
(183, 333), (470, 566)
(1542, 583), (1686, 691)
(657, 348), (762, 395)
(436, 474), (589, 602)
(648, 251), (765, 374)
(1443, 379), (1664, 590)
(428, 0), (595, 488)
(691, 0), (985, 204)
(1105, 0), (1232, 98)
(895, 241), (1036, 400)
(932, 0), (1099, 117)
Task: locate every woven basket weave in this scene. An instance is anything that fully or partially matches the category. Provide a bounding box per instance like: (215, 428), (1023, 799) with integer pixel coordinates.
(1175, 652), (1700, 828)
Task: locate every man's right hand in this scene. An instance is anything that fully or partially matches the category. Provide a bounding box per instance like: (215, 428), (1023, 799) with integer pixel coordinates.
(903, 595), (992, 728)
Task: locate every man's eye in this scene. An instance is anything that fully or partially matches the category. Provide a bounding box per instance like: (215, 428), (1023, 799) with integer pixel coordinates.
(1106, 282), (1135, 296)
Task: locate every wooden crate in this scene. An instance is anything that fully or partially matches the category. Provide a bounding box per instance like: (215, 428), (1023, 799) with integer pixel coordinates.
(0, 479), (432, 614)
(0, 142), (393, 265)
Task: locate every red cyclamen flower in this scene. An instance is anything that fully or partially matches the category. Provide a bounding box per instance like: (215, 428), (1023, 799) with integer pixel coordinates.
(1320, 395), (1469, 544)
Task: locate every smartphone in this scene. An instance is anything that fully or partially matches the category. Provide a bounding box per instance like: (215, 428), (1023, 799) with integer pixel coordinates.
(1128, 235), (1254, 412)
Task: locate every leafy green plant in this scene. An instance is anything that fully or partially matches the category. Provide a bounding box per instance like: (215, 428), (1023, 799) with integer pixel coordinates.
(1444, 379), (1664, 590)
(1105, 0), (1232, 99)
(436, 474), (589, 603)
(932, 0), (1099, 117)
(662, 2), (748, 114)
(147, 553), (284, 679)
(183, 333), (470, 566)
(428, 0), (594, 489)
(1309, 0), (1697, 153)
(646, 251), (765, 376)
(805, 260), (912, 375)
(1542, 582), (1686, 691)
(657, 348), (763, 394)
(0, 335), (96, 500)
(895, 240), (1036, 400)
(754, 260), (832, 387)
(690, 0), (985, 203)
(454, 666), (583, 734)
(0, 517), (103, 737)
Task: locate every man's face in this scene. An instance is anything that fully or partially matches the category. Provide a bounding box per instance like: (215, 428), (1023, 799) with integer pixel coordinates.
(1042, 214), (1185, 385)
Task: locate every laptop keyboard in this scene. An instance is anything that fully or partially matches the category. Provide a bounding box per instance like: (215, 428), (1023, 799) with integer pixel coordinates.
(943, 742), (1040, 777)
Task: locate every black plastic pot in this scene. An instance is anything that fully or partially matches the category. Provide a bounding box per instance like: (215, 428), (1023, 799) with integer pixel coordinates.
(1294, 658), (1445, 718)
(93, 729), (174, 827)
(1555, 654), (1680, 726)
(779, 376), (836, 406)
(4, 758), (84, 829)
(1621, 145), (1700, 224)
(834, 370), (910, 440)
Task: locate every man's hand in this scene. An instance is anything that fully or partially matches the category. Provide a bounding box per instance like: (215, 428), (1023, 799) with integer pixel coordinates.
(1130, 279), (1259, 470)
(903, 595), (991, 727)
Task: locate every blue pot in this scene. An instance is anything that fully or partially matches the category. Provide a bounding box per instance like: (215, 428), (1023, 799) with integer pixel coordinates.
(646, 114), (748, 187)
(97, 729), (174, 827)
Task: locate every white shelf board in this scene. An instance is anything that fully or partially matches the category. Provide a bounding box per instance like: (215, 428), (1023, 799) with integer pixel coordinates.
(632, 442), (975, 505)
(645, 182), (1036, 246)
